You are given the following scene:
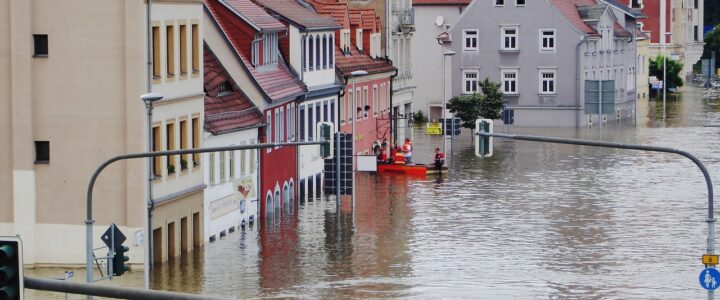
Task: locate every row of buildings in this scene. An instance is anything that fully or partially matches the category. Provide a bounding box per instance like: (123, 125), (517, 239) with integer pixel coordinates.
(0, 0), (400, 267)
(411, 0), (704, 127)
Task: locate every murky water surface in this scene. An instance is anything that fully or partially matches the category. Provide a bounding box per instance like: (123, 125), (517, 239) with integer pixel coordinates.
(29, 87), (720, 299)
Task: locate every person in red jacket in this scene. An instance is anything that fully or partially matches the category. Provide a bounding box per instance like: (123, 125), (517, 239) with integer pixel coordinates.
(433, 147), (445, 171)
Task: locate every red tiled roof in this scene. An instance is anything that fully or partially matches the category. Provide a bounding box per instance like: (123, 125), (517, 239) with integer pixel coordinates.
(412, 0), (471, 6)
(335, 44), (395, 76)
(548, 0), (600, 37)
(254, 0), (341, 30)
(204, 45), (263, 134)
(206, 0), (306, 103)
(221, 0), (286, 31)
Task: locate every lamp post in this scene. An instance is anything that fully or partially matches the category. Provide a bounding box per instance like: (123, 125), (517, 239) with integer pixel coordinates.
(349, 70), (367, 205)
(442, 50), (456, 162)
(140, 93), (163, 290)
(662, 31), (672, 121)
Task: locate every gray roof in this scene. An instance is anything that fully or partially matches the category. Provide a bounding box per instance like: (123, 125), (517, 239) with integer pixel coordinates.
(601, 0), (646, 19)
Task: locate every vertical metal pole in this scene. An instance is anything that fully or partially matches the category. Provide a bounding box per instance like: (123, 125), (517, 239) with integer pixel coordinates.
(109, 224), (114, 281)
(351, 76), (356, 205)
(85, 219), (93, 285)
(145, 103), (153, 290)
(663, 38), (667, 121)
(710, 218), (716, 300)
(442, 47), (446, 156)
(598, 80), (602, 129)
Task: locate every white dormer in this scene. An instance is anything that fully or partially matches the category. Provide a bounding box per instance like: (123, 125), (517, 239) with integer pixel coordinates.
(356, 29), (363, 51)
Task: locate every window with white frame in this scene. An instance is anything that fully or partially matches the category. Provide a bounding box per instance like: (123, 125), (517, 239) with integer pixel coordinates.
(501, 69), (518, 94)
(495, 0), (504, 6)
(516, 0), (525, 5)
(266, 114), (272, 152)
(463, 70), (479, 94)
(539, 70), (556, 94)
(501, 27), (518, 50)
(373, 85), (378, 115)
(463, 30), (478, 51)
(540, 29), (555, 52)
(356, 29), (363, 51)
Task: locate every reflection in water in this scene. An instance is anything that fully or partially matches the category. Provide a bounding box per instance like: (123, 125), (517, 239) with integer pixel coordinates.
(27, 86), (715, 299)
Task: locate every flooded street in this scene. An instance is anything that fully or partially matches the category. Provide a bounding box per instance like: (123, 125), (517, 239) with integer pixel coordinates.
(29, 87), (720, 299)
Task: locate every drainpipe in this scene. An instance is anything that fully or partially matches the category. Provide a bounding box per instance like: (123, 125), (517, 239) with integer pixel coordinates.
(632, 27), (638, 126)
(576, 36), (587, 128)
(145, 0), (153, 290)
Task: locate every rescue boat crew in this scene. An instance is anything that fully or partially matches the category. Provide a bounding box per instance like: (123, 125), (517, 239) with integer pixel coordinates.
(403, 138), (413, 164)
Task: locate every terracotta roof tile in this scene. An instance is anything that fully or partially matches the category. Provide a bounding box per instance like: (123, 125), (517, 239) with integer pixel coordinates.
(335, 44), (395, 76)
(204, 45), (263, 134)
(254, 0), (341, 30)
(206, 0), (306, 103)
(221, 0), (286, 31)
(548, 0), (600, 37)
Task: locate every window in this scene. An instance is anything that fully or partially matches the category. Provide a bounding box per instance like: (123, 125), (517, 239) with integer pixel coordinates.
(301, 36), (306, 71)
(300, 105), (306, 141)
(229, 150), (235, 179)
(249, 142), (256, 174)
(219, 151), (226, 182)
(33, 34), (48, 57)
(495, 0), (504, 6)
(192, 117), (200, 165)
(502, 69), (518, 94)
(315, 35), (321, 70)
(180, 25), (187, 75)
(363, 88), (369, 118)
(308, 105), (314, 141)
(373, 86), (378, 115)
(241, 145), (247, 175)
(275, 110), (281, 144)
(330, 100), (335, 125)
(694, 26), (699, 42)
(263, 33), (278, 65)
(516, 0), (525, 5)
(153, 126), (162, 176)
(315, 102), (321, 128)
(356, 29), (363, 50)
(540, 29), (555, 52)
(166, 122), (176, 173)
(631, 0), (641, 8)
(329, 34), (334, 67)
(323, 101), (328, 122)
(463, 70), (479, 94)
(266, 113), (272, 153)
(346, 91), (352, 122)
(209, 153), (215, 184)
(166, 25), (175, 77)
(180, 119), (188, 168)
(539, 70), (556, 94)
(502, 27), (518, 50)
(152, 27), (160, 78)
(309, 37), (314, 71)
(192, 24), (199, 73)
(279, 107), (285, 143)
(694, 0), (698, 9)
(322, 35), (327, 69)
(34, 141), (49, 163)
(463, 30), (478, 51)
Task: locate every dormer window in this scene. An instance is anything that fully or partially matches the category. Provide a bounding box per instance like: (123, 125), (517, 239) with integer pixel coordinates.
(252, 32), (279, 67)
(218, 80), (232, 96)
(356, 29), (363, 51)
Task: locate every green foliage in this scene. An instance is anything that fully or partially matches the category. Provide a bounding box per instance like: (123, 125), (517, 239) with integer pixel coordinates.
(649, 55), (684, 89)
(703, 25), (720, 59)
(447, 78), (504, 129)
(413, 110), (428, 124)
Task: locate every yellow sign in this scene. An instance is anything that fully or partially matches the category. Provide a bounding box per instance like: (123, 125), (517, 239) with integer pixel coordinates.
(704, 254), (719, 265)
(426, 123), (442, 135)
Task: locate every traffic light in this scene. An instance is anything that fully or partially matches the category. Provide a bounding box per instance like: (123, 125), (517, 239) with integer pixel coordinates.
(475, 119), (493, 158)
(112, 244), (129, 277)
(317, 122), (334, 159)
(0, 236), (23, 300)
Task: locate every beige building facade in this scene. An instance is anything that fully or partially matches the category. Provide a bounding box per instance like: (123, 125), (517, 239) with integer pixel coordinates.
(0, 0), (204, 267)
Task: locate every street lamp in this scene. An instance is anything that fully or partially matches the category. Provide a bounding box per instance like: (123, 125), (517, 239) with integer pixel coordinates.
(662, 31), (672, 121)
(140, 92), (162, 290)
(442, 50), (456, 162)
(349, 70), (367, 205)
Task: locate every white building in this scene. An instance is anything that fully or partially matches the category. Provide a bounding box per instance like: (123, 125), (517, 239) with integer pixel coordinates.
(388, 0), (416, 143)
(202, 46), (263, 242)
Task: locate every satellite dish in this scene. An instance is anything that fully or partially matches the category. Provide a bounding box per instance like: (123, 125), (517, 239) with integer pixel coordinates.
(435, 16), (444, 27)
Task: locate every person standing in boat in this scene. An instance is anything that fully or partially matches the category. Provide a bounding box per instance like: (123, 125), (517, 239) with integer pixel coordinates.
(393, 146), (406, 164)
(433, 148), (445, 171)
(402, 138), (413, 164)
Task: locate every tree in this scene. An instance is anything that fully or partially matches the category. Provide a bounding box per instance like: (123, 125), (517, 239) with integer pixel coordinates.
(447, 78), (504, 129)
(702, 25), (720, 59)
(649, 54), (684, 90)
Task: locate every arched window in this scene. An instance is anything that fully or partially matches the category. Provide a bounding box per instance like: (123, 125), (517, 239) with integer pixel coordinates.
(289, 180), (294, 211)
(315, 35), (321, 70)
(308, 36), (314, 71)
(274, 190), (281, 214)
(283, 183), (290, 214)
(265, 193), (273, 219)
(322, 35), (327, 69)
(301, 36), (306, 71)
(329, 35), (334, 68)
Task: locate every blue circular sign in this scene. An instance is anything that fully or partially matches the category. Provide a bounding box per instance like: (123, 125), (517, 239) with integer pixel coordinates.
(700, 268), (720, 291)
